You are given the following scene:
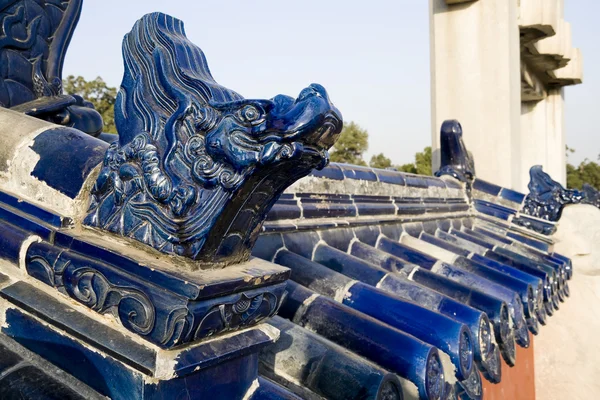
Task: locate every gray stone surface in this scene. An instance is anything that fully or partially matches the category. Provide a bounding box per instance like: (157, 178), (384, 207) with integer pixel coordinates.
(535, 204), (600, 400)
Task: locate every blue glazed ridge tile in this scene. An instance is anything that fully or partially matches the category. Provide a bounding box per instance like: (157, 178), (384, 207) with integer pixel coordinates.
(310, 164), (344, 180)
(499, 188), (526, 204)
(424, 177), (447, 188)
(403, 174), (429, 188)
(30, 127), (107, 199)
(296, 193), (351, 201)
(375, 169), (406, 186)
(0, 202), (55, 241)
(394, 196), (423, 203)
(395, 203), (427, 215)
(262, 222), (299, 232)
(0, 221), (31, 265)
(0, 189), (70, 228)
(266, 203), (302, 221)
(338, 164), (378, 181)
(352, 195), (393, 202)
(301, 203), (357, 219)
(473, 200), (516, 220)
(24, 238), (290, 349)
(355, 202), (396, 216)
(472, 179), (502, 196)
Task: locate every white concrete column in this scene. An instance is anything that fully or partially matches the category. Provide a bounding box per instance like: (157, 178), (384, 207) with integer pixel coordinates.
(518, 88), (566, 191)
(519, 100), (548, 191)
(545, 88), (566, 185)
(429, 0), (521, 188)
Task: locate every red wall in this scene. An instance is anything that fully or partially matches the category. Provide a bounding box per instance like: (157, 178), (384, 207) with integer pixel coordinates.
(482, 334), (536, 400)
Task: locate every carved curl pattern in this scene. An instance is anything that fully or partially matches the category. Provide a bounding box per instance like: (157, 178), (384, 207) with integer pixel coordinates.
(65, 267), (156, 335)
(25, 243), (288, 348)
(194, 292), (279, 340)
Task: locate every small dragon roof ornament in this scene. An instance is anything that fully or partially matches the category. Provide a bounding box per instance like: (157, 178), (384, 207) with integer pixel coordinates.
(521, 165), (584, 221)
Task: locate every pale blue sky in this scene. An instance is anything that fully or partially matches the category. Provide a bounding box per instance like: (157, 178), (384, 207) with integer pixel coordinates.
(63, 1), (599, 166)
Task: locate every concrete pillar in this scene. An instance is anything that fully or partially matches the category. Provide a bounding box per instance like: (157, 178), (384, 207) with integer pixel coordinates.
(545, 89), (566, 186)
(518, 89), (566, 191)
(429, 0), (521, 188)
(519, 100), (548, 191)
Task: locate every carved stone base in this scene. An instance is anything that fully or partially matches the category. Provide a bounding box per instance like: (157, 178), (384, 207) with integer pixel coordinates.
(0, 271), (279, 399)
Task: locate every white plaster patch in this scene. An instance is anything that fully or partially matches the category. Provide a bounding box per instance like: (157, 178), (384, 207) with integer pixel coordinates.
(438, 350), (458, 385)
(336, 280), (358, 303)
(18, 235), (42, 271)
(346, 237), (359, 254)
(430, 260), (445, 274)
(152, 352), (178, 381)
(375, 273), (392, 289)
(398, 376), (420, 400)
(242, 379), (260, 400)
(292, 293), (319, 324)
(311, 240), (327, 261)
(401, 235), (458, 264)
(0, 302), (9, 330)
(407, 266), (420, 281)
(258, 322), (280, 342)
(0, 108), (102, 220)
(285, 175), (454, 200)
(1, 128), (76, 215)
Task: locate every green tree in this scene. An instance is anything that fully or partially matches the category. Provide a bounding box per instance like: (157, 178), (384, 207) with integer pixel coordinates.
(329, 122), (369, 166)
(567, 159), (600, 190)
(565, 147), (600, 190)
(63, 75), (117, 133)
(369, 153), (392, 169)
(397, 146), (432, 176)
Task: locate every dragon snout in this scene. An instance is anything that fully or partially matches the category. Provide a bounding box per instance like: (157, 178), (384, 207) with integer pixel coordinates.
(312, 112), (342, 149)
(296, 84), (343, 149)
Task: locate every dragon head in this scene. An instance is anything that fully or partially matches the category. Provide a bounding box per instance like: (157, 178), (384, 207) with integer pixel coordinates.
(205, 84), (340, 171)
(85, 13), (342, 265)
(524, 165), (583, 221)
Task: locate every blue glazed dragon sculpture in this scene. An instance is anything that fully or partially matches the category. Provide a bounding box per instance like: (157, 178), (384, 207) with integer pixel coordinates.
(521, 165), (584, 221)
(582, 183), (600, 208)
(84, 13), (342, 265)
(435, 119), (476, 186)
(0, 0), (103, 135)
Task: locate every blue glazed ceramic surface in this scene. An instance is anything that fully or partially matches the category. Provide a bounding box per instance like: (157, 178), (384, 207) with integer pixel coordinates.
(84, 13), (342, 265)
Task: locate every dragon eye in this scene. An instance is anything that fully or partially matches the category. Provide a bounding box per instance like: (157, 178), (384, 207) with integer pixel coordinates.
(242, 105), (260, 122)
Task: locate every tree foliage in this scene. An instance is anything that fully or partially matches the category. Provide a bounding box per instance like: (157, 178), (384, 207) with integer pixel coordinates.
(567, 160), (600, 190)
(369, 153), (392, 169)
(330, 122), (369, 166)
(63, 75), (117, 133)
(397, 146), (432, 176)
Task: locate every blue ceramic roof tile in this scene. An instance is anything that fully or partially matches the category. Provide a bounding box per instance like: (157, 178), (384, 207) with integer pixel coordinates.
(0, 0), (578, 395)
(339, 164), (378, 181)
(404, 174), (429, 188)
(375, 169), (407, 186)
(499, 188), (526, 204)
(0, 190), (70, 228)
(472, 179), (503, 196)
(310, 164), (345, 180)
